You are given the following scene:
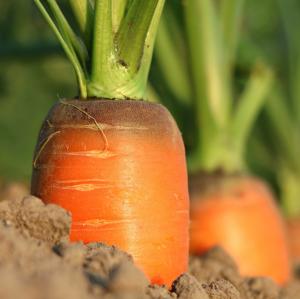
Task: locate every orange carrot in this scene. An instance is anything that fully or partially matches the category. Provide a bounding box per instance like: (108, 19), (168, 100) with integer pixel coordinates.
(286, 219), (300, 264)
(31, 99), (189, 286)
(153, 0), (291, 285)
(32, 0), (189, 286)
(189, 175), (290, 285)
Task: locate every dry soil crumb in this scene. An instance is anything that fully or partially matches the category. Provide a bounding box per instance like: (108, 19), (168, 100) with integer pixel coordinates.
(84, 242), (133, 278)
(189, 248), (285, 299)
(239, 277), (279, 299)
(189, 247), (242, 288)
(0, 225), (92, 299)
(202, 279), (240, 299)
(0, 222), (149, 299)
(54, 241), (150, 297)
(172, 273), (209, 299)
(0, 195), (71, 245)
(146, 285), (176, 299)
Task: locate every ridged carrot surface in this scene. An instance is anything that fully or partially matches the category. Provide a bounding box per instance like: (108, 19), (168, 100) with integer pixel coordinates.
(190, 176), (290, 285)
(31, 99), (189, 286)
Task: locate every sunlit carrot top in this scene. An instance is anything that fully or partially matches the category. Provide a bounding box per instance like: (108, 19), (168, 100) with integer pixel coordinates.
(153, 0), (274, 175)
(34, 0), (165, 99)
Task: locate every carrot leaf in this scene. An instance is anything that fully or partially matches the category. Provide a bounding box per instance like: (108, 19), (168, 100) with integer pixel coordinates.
(221, 0), (245, 73)
(89, 0), (114, 96)
(112, 0), (128, 33)
(46, 0), (88, 69)
(116, 0), (160, 74)
(231, 62), (273, 160)
(155, 9), (191, 105)
(68, 0), (94, 48)
(184, 0), (230, 131)
(33, 0), (87, 97)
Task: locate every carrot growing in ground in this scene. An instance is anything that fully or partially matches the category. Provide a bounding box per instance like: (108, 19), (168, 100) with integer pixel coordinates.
(31, 0), (189, 286)
(152, 0), (290, 284)
(250, 0), (300, 266)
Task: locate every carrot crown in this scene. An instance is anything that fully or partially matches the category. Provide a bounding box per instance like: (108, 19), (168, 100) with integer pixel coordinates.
(34, 0), (165, 100)
(153, 0), (273, 174)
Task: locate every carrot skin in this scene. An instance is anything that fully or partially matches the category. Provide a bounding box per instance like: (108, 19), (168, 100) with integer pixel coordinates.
(189, 175), (291, 285)
(31, 99), (189, 286)
(286, 218), (300, 264)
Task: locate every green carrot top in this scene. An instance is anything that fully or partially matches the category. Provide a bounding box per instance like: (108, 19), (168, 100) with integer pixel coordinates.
(256, 0), (300, 218)
(34, 0), (165, 99)
(153, 0), (273, 174)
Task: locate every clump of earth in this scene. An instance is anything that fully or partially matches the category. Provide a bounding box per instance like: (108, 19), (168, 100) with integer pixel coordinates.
(0, 184), (299, 299)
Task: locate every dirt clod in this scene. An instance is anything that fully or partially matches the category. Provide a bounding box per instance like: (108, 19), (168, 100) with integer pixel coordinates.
(0, 195), (71, 245)
(202, 279), (240, 299)
(172, 273), (208, 299)
(189, 247), (242, 287)
(146, 285), (176, 299)
(240, 277), (279, 299)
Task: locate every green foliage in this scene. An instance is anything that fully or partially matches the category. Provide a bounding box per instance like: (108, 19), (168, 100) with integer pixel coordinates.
(0, 1), (75, 181)
(242, 0), (300, 216)
(151, 0), (273, 174)
(34, 0), (165, 99)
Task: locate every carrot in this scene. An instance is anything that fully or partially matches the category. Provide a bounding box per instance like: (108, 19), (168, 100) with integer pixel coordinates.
(241, 0), (300, 268)
(152, 0), (291, 284)
(286, 219), (300, 263)
(31, 0), (189, 286)
(189, 175), (290, 284)
(254, 0), (300, 267)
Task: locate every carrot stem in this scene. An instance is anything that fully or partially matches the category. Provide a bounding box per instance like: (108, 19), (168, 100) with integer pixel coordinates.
(47, 0), (88, 68)
(69, 0), (94, 48)
(34, 0), (165, 100)
(33, 0), (87, 97)
(277, 0), (300, 126)
(89, 0), (114, 97)
(221, 0), (245, 74)
(116, 0), (160, 74)
(154, 0), (270, 174)
(231, 62), (273, 161)
(112, 0), (128, 33)
(279, 167), (300, 218)
(259, 1), (300, 218)
(154, 11), (191, 105)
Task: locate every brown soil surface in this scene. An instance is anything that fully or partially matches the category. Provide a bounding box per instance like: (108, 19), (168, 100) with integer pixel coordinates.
(0, 193), (299, 299)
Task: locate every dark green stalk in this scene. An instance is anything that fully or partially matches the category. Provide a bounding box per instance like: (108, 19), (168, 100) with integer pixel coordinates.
(69, 0), (94, 47)
(116, 0), (159, 73)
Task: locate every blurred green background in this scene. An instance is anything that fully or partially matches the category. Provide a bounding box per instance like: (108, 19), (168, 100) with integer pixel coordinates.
(0, 1), (75, 181)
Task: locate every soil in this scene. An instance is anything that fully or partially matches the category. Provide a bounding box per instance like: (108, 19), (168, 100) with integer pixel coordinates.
(0, 187), (299, 298)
